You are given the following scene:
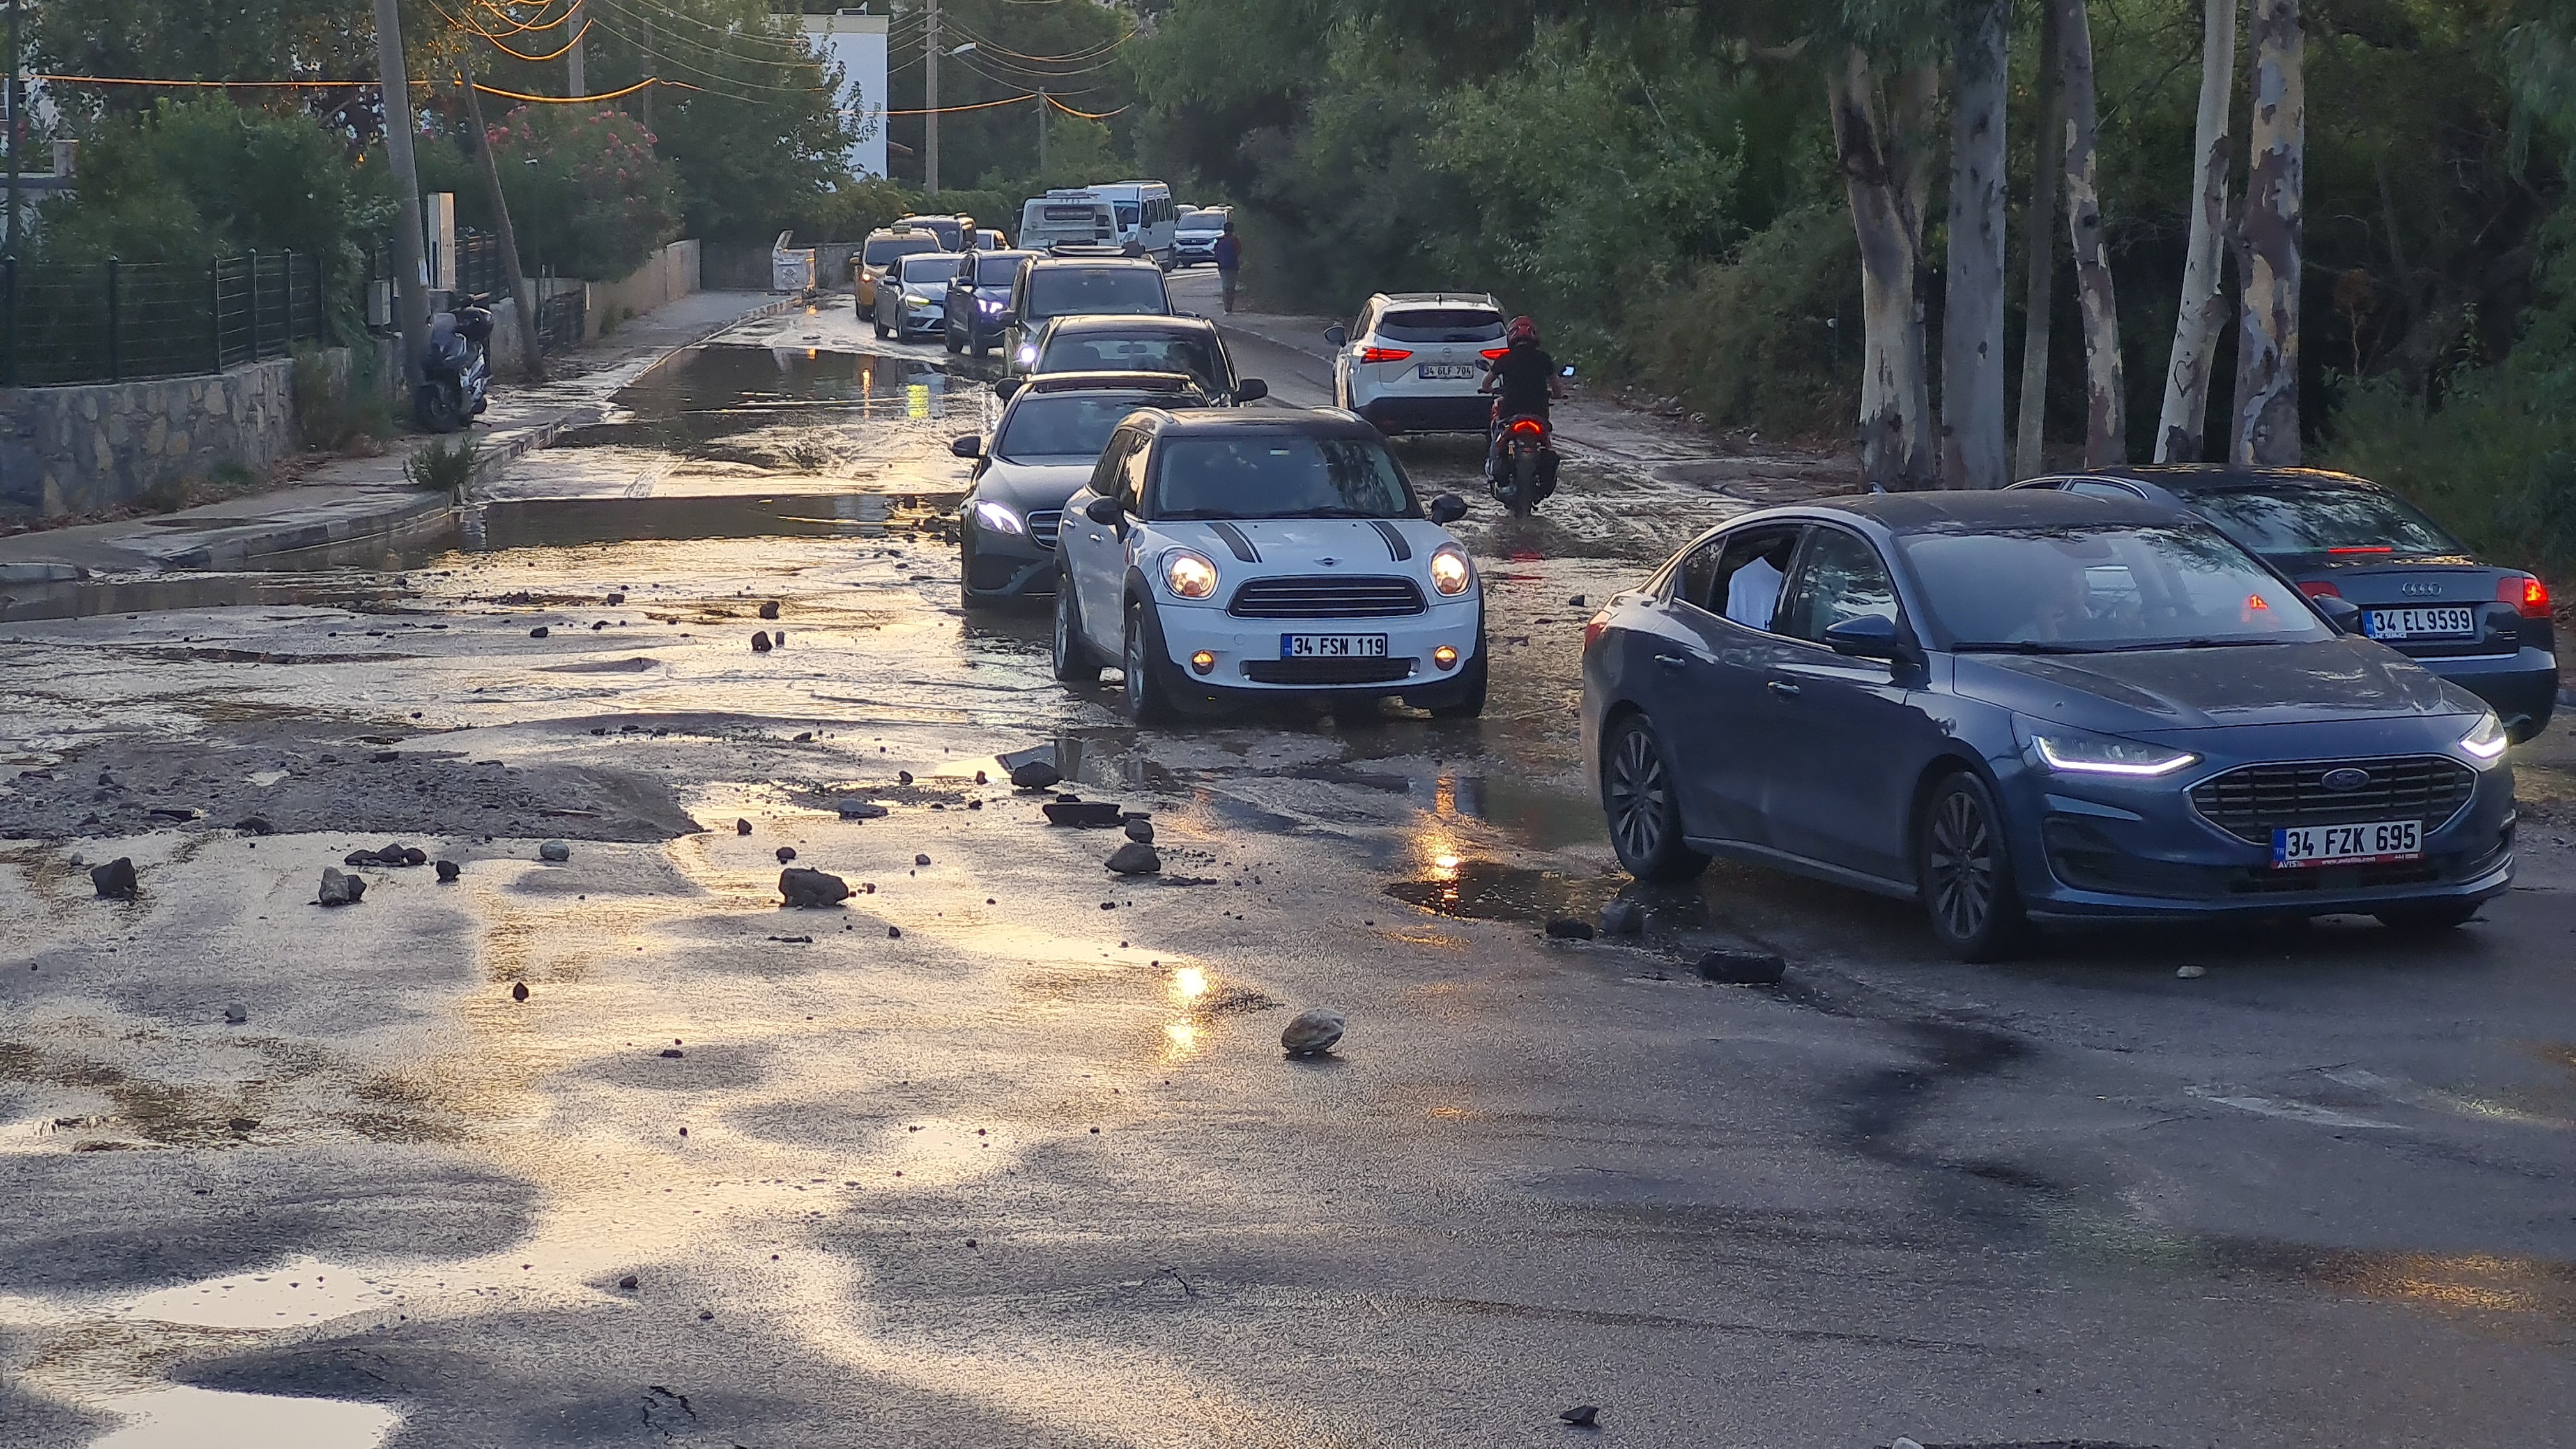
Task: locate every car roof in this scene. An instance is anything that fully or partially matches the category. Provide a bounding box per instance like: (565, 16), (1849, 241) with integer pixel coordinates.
(1021, 370), (1207, 397)
(1372, 292), (1501, 310)
(1026, 252), (1162, 271)
(866, 226), (945, 241)
(1756, 487), (2180, 535)
(1129, 406), (1380, 441)
(2051, 464), (2389, 496)
(1044, 314), (1216, 339)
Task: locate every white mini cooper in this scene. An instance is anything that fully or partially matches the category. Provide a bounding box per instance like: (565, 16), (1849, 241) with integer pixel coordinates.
(1052, 408), (1487, 721)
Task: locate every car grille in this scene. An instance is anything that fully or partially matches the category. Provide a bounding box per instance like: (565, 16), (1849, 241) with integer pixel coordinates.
(2188, 756), (2476, 845)
(1242, 657), (1414, 686)
(1227, 576), (1425, 618)
(1027, 509), (1062, 548)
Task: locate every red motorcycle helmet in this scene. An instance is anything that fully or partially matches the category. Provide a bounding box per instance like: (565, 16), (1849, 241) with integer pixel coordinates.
(1506, 315), (1538, 346)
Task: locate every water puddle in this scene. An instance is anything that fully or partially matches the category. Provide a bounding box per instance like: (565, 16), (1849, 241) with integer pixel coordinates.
(121, 1257), (419, 1331)
(1382, 859), (1623, 925)
(86, 1385), (399, 1448)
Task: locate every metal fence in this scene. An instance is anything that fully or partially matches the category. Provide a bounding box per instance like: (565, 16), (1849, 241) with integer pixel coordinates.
(454, 231), (508, 302)
(535, 286), (585, 352)
(1, 252), (330, 387)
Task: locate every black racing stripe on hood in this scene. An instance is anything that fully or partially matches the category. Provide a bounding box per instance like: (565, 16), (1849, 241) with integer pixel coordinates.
(1368, 520), (1413, 562)
(1206, 521), (1260, 563)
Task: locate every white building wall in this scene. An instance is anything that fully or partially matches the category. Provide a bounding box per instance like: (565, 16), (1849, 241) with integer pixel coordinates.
(802, 10), (891, 180)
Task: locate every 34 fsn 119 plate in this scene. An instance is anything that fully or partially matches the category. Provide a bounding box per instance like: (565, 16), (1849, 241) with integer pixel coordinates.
(1282, 634), (1388, 659)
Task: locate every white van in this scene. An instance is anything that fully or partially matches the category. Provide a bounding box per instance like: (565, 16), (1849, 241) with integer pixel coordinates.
(1018, 181), (1179, 265)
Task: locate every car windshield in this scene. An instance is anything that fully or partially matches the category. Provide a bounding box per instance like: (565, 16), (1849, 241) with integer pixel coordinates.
(973, 255), (1021, 286)
(1179, 210), (1227, 229)
(900, 256), (956, 285)
(1897, 522), (2332, 652)
(1151, 435), (1417, 520)
(910, 218), (962, 247)
(1377, 308), (1505, 344)
(1114, 203), (1140, 226)
(863, 236), (940, 266)
(2181, 484), (2465, 558)
(1027, 266), (1167, 318)
(995, 393), (1176, 461)
(1041, 333), (1222, 392)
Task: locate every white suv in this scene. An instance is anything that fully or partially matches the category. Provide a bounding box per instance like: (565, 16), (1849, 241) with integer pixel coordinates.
(1326, 293), (1508, 434)
(1052, 408), (1486, 721)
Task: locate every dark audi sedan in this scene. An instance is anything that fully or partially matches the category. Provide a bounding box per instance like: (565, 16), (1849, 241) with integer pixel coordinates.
(1579, 491), (2515, 959)
(2015, 466), (2557, 739)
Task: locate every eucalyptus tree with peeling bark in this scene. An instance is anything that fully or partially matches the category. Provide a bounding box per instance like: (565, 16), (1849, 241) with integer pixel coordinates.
(1940, 0), (2010, 490)
(2156, 0), (2238, 463)
(1829, 48), (1939, 491)
(2013, 0), (2062, 482)
(2057, 0), (2125, 467)
(2235, 0), (2304, 465)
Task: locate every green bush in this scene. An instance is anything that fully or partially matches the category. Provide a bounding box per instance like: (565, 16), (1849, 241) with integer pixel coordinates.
(2321, 369), (2576, 576)
(404, 437), (480, 493)
(291, 345), (390, 455)
(1631, 204), (1860, 438)
(480, 107), (680, 281)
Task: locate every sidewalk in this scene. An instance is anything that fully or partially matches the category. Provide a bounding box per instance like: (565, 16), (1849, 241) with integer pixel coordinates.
(0, 290), (792, 581)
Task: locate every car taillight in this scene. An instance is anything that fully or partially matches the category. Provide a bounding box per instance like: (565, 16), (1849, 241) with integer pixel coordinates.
(2326, 545), (2393, 555)
(1582, 613), (1610, 652)
(2501, 573), (2552, 618)
(1479, 346), (1510, 360)
(1508, 418), (1545, 436)
(1358, 346), (1413, 363)
(2296, 580), (2342, 599)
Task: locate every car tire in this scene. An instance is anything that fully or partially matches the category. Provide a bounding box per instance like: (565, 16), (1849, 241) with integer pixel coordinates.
(958, 533), (986, 611)
(1123, 600), (1177, 725)
(872, 311), (889, 341)
(1052, 579), (1100, 683)
(1917, 770), (2026, 962)
(2373, 900), (2481, 932)
(1601, 713), (1707, 883)
(1424, 641), (1488, 719)
(944, 322), (963, 355)
(972, 330), (990, 360)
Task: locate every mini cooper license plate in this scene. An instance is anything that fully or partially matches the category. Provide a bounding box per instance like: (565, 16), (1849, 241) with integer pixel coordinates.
(1282, 633), (1388, 659)
(1417, 363), (1476, 380)
(2363, 606), (2475, 640)
(2272, 818), (2421, 869)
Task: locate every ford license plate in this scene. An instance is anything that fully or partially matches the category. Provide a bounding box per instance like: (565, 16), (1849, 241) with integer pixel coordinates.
(2272, 818), (2421, 869)
(2363, 606), (2475, 640)
(1418, 364), (1475, 380)
(1282, 634), (1388, 658)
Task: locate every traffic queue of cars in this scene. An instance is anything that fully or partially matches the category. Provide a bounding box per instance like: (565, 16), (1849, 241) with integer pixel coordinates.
(901, 226), (2554, 959)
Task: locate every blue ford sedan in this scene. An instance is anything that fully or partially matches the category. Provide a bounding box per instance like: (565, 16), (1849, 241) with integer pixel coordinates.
(1578, 491), (2515, 959)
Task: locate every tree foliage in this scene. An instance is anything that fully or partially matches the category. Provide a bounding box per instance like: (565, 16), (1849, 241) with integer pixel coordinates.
(29, 98), (389, 268)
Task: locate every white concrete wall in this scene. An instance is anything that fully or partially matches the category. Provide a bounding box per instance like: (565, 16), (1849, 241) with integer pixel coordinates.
(803, 11), (891, 179)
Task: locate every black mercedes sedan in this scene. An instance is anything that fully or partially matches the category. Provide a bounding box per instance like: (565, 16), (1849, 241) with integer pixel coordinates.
(2014, 466), (2557, 739)
(1579, 491), (2515, 959)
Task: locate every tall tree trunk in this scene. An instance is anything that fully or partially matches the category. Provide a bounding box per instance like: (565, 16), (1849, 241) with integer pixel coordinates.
(2012, 0), (2063, 482)
(460, 66), (547, 384)
(1941, 0), (2009, 490)
(1830, 48), (1938, 492)
(2057, 0), (2126, 467)
(2156, 0), (2237, 462)
(2234, 0), (2304, 464)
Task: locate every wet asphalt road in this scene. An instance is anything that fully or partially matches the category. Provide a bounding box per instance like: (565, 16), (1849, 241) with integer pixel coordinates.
(0, 295), (2572, 1447)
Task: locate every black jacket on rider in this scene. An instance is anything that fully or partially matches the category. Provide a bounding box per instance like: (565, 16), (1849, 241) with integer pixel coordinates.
(1488, 342), (1557, 422)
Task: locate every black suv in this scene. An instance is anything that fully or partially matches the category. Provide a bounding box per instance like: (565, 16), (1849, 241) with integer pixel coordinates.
(1002, 254), (1173, 371)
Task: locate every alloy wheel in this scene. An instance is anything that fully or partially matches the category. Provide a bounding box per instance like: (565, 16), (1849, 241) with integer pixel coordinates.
(1606, 727), (1668, 864)
(1926, 788), (1997, 943)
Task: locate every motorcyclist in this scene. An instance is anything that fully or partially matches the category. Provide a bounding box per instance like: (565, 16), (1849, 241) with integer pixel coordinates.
(1480, 314), (1563, 477)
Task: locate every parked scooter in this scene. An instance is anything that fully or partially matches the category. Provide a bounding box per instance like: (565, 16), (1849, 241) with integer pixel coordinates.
(415, 293), (494, 434)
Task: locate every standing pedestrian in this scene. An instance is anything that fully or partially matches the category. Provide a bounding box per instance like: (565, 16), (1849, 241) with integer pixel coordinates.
(1212, 220), (1243, 315)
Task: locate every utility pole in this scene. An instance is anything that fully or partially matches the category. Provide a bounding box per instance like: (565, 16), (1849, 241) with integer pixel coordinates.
(924, 0), (940, 195)
(566, 0), (586, 98)
(374, 0), (432, 401)
(461, 64), (546, 383)
(5, 0), (19, 256)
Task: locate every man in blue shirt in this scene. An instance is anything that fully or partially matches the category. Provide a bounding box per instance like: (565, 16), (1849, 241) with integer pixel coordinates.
(1212, 222), (1243, 314)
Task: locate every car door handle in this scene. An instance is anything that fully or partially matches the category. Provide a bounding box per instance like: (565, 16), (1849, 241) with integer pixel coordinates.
(1654, 653), (1688, 670)
(1766, 679), (1802, 698)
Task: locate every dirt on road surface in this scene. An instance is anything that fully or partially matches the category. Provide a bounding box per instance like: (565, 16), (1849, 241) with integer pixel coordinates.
(2, 294), (2572, 1449)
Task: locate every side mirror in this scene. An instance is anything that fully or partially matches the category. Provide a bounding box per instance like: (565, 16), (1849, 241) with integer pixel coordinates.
(2313, 594), (2363, 634)
(1821, 613), (1912, 662)
(1084, 496), (1124, 527)
(950, 434), (983, 459)
(993, 378), (1023, 402)
(1427, 493), (1468, 526)
(1322, 325), (1348, 348)
(1233, 378), (1268, 404)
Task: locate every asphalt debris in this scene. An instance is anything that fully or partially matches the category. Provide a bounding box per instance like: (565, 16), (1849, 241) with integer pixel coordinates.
(736, 818), (753, 835)
(511, 982), (529, 1002)
(539, 840), (572, 862)
(1281, 1008), (1346, 1057)
(1545, 917), (1596, 940)
(1124, 818), (1155, 845)
(529, 626), (550, 639)
(1044, 800), (1123, 829)
(1598, 899), (1645, 936)
(758, 600), (781, 620)
(223, 1002), (249, 1024)
(752, 631), (773, 653)
(1696, 949), (1786, 985)
(233, 815), (274, 836)
(436, 859), (461, 882)
(1106, 841), (1162, 875)
(89, 857), (139, 901)
(838, 802), (889, 820)
(776, 847), (799, 864)
(779, 868), (851, 908)
(1559, 1404), (1600, 1428)
(317, 867), (365, 907)
(1009, 760), (1062, 790)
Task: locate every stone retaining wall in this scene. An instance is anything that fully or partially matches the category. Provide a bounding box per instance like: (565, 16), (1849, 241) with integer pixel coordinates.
(0, 355), (309, 521)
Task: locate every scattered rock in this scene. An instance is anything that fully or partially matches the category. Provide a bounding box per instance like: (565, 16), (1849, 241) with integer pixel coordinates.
(318, 867), (365, 907)
(1560, 1405), (1600, 1428)
(89, 857), (138, 900)
(511, 982), (529, 1002)
(435, 860), (461, 883)
(974, 770), (989, 785)
(226, 1117), (258, 1132)
(758, 600), (781, 620)
(618, 1275), (638, 1291)
(776, 847), (798, 864)
(887, 925), (902, 939)
(1281, 1008), (1346, 1057)
(147, 806), (200, 822)
(2176, 963), (2207, 979)
(1105, 841), (1162, 875)
(1043, 800), (1123, 829)
(529, 626), (550, 639)
(914, 853), (933, 868)
(1598, 899), (1646, 936)
(606, 592), (626, 606)
(1890, 1439), (1923, 1449)
(838, 802), (889, 820)
(735, 818), (753, 835)
(234, 815), (274, 836)
(751, 631), (773, 653)
(662, 1048), (685, 1059)
(1568, 594), (1588, 608)
(898, 770), (914, 785)
(792, 732), (814, 743)
(698, 1310), (714, 1322)
(223, 1002), (248, 1024)
(1124, 818), (1155, 845)
(779, 868), (851, 908)
(1009, 760), (1062, 790)
(1545, 917), (1595, 940)
(1696, 949), (1785, 985)
(537, 840), (571, 862)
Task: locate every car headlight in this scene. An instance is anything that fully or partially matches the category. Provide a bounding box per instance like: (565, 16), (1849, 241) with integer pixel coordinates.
(977, 296), (1006, 312)
(1428, 544), (1473, 597)
(1017, 346), (1039, 365)
(969, 500), (1027, 537)
(2031, 731), (2200, 778)
(2458, 711), (2510, 763)
(1162, 549), (1219, 601)
(908, 293), (937, 306)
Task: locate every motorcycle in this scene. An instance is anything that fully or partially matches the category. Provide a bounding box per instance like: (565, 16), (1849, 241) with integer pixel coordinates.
(1487, 411), (1559, 517)
(415, 293), (494, 434)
